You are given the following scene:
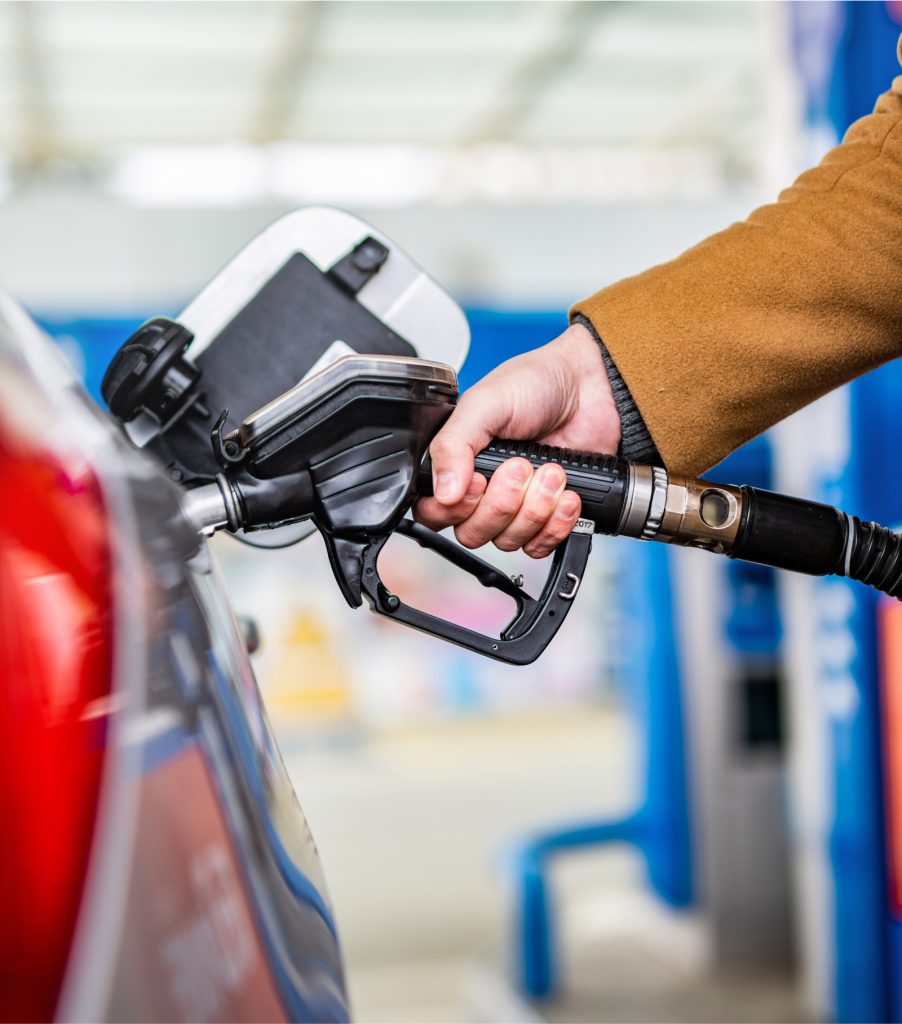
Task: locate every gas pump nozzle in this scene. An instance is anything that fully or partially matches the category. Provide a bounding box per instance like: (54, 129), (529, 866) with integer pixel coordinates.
(177, 349), (902, 665)
(181, 352), (597, 664)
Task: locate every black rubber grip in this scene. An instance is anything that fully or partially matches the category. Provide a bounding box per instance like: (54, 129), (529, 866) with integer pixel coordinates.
(419, 438), (630, 535)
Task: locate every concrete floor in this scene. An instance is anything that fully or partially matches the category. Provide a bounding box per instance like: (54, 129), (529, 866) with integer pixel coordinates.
(280, 710), (804, 1023)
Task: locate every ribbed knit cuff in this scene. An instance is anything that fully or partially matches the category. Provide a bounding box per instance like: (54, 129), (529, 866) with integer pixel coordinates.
(572, 313), (662, 466)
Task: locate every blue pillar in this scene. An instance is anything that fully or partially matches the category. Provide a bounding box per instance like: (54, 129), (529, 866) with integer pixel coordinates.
(787, 8), (902, 1018)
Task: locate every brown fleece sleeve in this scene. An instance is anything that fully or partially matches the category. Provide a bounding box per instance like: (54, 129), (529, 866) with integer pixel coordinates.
(571, 41), (902, 477)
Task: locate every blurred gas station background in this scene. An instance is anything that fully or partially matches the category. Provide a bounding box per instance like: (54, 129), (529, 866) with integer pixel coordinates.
(4, 1), (902, 1020)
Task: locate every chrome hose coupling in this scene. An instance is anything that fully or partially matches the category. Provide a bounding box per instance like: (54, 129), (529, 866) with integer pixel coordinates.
(619, 463), (743, 555)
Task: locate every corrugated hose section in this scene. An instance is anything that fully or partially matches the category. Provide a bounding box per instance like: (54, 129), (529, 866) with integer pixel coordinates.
(847, 518), (902, 599)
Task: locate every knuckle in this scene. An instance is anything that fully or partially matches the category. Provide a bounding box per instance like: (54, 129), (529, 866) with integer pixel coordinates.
(454, 523), (483, 549)
(524, 532), (553, 557)
(428, 432), (458, 461)
(525, 545), (549, 560)
(552, 511), (576, 535)
(547, 521), (573, 545)
(544, 530), (567, 550)
(434, 509), (462, 528)
(557, 494), (581, 520)
(487, 491), (521, 519)
(556, 499), (585, 524)
(533, 522), (570, 552)
(453, 505), (482, 526)
(413, 501), (441, 528)
(521, 502), (551, 528)
(433, 500), (471, 526)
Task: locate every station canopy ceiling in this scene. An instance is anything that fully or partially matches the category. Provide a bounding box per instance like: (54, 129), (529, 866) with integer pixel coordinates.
(0, 1), (774, 204)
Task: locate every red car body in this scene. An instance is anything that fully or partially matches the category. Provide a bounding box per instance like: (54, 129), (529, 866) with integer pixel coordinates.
(0, 292), (348, 1022)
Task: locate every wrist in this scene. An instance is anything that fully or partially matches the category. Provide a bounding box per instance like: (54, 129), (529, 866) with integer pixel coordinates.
(569, 314), (662, 466)
(554, 320), (602, 373)
(550, 320), (623, 455)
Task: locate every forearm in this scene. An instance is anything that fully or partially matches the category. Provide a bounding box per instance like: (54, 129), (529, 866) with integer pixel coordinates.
(573, 65), (902, 476)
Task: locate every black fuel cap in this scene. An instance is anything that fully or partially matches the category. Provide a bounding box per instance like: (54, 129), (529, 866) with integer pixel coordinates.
(101, 317), (201, 425)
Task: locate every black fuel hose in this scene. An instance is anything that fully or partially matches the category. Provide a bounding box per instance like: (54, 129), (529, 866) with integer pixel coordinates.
(733, 488), (902, 598)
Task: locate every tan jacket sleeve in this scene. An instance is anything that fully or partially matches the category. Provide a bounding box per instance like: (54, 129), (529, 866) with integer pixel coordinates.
(571, 38), (902, 477)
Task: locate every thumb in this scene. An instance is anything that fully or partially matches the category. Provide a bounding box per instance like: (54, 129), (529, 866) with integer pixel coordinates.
(428, 394), (497, 506)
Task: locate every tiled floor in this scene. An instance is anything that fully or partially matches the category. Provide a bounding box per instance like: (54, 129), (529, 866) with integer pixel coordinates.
(280, 711), (804, 1023)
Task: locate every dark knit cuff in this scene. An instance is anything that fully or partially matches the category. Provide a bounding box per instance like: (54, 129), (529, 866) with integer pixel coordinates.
(571, 313), (662, 466)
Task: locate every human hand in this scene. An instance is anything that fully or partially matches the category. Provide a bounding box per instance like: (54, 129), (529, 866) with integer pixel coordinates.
(414, 321), (621, 558)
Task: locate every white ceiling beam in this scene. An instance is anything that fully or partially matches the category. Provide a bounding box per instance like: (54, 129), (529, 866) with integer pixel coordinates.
(13, 1), (56, 173)
(251, 1), (324, 143)
(460, 0), (612, 144)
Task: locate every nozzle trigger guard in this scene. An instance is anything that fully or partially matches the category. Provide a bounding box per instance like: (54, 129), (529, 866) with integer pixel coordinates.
(359, 518), (594, 665)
